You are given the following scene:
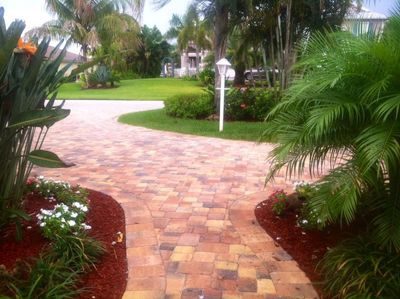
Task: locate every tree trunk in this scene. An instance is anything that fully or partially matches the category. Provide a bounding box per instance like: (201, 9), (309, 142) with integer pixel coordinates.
(233, 61), (246, 87)
(195, 45), (200, 75)
(185, 49), (189, 76)
(283, 0), (292, 90)
(82, 45), (90, 88)
(214, 1), (229, 111)
(262, 45), (271, 89)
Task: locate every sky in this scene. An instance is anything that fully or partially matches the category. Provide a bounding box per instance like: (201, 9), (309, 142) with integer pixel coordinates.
(0, 0), (396, 53)
(0, 0), (189, 34)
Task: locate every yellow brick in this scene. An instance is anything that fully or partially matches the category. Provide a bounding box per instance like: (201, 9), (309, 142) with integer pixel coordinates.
(170, 253), (193, 261)
(257, 279), (276, 294)
(215, 261), (238, 271)
(238, 266), (257, 279)
(229, 244), (253, 255)
(174, 246), (195, 254)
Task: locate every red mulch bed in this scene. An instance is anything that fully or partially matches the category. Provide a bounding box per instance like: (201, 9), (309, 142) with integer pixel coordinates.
(254, 197), (354, 297)
(0, 189), (127, 299)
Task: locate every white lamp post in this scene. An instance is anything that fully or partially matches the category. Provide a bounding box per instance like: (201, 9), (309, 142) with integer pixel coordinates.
(216, 58), (231, 132)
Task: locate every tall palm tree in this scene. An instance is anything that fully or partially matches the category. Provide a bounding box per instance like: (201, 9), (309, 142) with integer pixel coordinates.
(26, 0), (144, 61)
(263, 4), (400, 252)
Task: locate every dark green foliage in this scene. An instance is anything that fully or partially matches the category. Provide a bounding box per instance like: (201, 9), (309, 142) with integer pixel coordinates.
(320, 236), (400, 299)
(164, 93), (214, 119)
(263, 8), (400, 252)
(269, 190), (288, 216)
(226, 88), (277, 121)
(127, 25), (172, 77)
(0, 234), (104, 299)
(263, 5), (400, 297)
(198, 68), (215, 86)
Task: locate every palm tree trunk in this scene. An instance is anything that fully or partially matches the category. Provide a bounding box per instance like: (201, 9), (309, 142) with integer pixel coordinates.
(214, 1), (229, 110)
(283, 0), (292, 90)
(262, 45), (271, 89)
(82, 45), (90, 88)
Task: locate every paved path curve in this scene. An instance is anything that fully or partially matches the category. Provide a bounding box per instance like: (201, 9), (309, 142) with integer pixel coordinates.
(35, 100), (318, 299)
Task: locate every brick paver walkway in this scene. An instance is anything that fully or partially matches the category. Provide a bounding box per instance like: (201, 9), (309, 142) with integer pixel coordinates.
(35, 100), (319, 299)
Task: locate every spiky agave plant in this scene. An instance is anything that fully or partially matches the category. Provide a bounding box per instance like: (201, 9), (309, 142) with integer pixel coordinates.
(262, 2), (400, 253)
(0, 8), (74, 236)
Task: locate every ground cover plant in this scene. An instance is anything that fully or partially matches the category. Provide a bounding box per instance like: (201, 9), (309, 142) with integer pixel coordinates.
(118, 109), (267, 141)
(57, 78), (203, 100)
(261, 5), (400, 298)
(0, 178), (105, 298)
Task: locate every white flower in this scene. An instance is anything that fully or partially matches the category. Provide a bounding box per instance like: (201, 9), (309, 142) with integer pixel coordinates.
(301, 219), (308, 224)
(37, 214), (43, 220)
(67, 220), (76, 226)
(39, 175), (44, 180)
(61, 218), (66, 223)
(81, 206), (88, 212)
(62, 205), (69, 212)
(55, 212), (62, 218)
(76, 190), (80, 194)
(82, 224), (92, 230)
(70, 212), (78, 218)
(61, 224), (65, 228)
(35, 184), (40, 188)
(40, 222), (46, 227)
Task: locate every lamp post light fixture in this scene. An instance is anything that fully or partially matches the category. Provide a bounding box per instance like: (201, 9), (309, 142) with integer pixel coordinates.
(216, 58), (231, 132)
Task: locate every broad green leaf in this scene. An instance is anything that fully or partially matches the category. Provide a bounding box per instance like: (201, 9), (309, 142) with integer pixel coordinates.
(8, 109), (70, 129)
(28, 150), (74, 168)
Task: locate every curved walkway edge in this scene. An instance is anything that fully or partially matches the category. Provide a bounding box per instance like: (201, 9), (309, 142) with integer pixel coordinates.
(33, 100), (319, 299)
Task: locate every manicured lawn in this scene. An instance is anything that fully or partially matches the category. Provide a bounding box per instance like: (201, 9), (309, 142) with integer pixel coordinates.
(57, 78), (203, 100)
(118, 109), (267, 142)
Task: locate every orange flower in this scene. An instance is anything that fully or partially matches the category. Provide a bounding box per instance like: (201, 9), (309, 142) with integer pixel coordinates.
(16, 38), (37, 55)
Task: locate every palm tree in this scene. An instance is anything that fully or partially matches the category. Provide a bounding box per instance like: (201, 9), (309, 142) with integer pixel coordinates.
(166, 4), (212, 75)
(263, 5), (400, 252)
(26, 0), (144, 62)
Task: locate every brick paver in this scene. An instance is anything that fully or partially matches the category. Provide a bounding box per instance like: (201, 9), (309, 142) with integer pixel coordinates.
(35, 100), (319, 299)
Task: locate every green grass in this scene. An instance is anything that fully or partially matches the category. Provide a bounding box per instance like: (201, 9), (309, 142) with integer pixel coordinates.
(118, 109), (267, 142)
(57, 78), (203, 100)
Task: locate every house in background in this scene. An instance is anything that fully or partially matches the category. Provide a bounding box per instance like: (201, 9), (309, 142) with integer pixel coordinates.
(177, 41), (210, 77)
(46, 46), (85, 77)
(343, 5), (387, 36)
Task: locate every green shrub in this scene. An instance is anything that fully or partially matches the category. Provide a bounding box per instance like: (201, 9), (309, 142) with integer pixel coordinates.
(82, 64), (120, 88)
(198, 68), (215, 86)
(269, 190), (288, 216)
(226, 88), (277, 121)
(165, 93), (214, 119)
(320, 236), (400, 299)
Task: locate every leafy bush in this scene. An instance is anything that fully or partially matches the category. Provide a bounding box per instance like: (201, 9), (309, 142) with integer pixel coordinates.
(320, 236), (400, 299)
(0, 9), (74, 234)
(198, 68), (215, 86)
(165, 93), (214, 119)
(226, 88), (277, 121)
(263, 9), (400, 252)
(269, 190), (288, 216)
(82, 64), (119, 88)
